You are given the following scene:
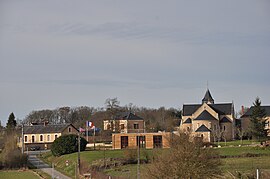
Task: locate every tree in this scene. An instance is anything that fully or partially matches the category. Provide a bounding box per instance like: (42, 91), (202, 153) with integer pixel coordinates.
(6, 112), (17, 131)
(51, 134), (87, 156)
(145, 132), (221, 179)
(248, 97), (267, 140)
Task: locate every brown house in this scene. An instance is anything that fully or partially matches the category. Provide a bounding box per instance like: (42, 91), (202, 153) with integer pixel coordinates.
(19, 123), (78, 150)
(112, 132), (171, 149)
(241, 106), (270, 136)
(103, 112), (145, 133)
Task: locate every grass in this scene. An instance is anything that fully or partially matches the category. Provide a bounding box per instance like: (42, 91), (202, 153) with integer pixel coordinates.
(217, 139), (260, 147)
(40, 144), (270, 178)
(0, 170), (40, 179)
(215, 146), (270, 157)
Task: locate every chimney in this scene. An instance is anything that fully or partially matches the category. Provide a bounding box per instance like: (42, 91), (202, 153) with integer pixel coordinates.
(241, 106), (245, 115)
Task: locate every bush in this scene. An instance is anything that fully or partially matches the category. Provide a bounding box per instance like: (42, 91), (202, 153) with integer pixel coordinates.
(51, 134), (87, 156)
(2, 149), (27, 169)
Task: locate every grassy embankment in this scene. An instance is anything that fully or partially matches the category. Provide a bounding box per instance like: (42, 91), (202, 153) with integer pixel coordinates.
(0, 170), (40, 179)
(40, 140), (270, 178)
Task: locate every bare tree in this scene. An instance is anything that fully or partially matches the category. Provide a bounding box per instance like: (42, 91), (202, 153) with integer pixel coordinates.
(145, 132), (221, 179)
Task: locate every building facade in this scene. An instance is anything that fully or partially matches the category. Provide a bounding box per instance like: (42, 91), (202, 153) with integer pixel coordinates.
(180, 89), (236, 142)
(112, 132), (171, 149)
(19, 123), (78, 150)
(104, 112), (145, 133)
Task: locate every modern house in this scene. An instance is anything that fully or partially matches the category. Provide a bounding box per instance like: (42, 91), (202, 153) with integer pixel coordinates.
(19, 123), (78, 150)
(112, 132), (171, 149)
(103, 112), (145, 133)
(241, 106), (270, 136)
(180, 89), (236, 142)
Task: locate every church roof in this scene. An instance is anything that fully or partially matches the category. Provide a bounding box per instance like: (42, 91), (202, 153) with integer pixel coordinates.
(194, 110), (217, 121)
(182, 103), (233, 116)
(220, 117), (232, 123)
(183, 118), (192, 124)
(202, 89), (214, 104)
(195, 124), (211, 132)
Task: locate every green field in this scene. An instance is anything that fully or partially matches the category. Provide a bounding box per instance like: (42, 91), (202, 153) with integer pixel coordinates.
(40, 145), (270, 178)
(0, 170), (39, 179)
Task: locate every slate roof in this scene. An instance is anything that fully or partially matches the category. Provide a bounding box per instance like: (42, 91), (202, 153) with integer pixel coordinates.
(182, 103), (233, 116)
(182, 104), (201, 116)
(202, 89), (214, 103)
(194, 110), (217, 121)
(220, 117), (232, 123)
(115, 112), (143, 120)
(183, 118), (192, 124)
(241, 106), (270, 117)
(24, 123), (75, 134)
(195, 124), (211, 132)
(209, 103), (233, 115)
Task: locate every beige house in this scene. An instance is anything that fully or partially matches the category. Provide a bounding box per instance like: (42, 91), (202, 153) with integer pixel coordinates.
(19, 123), (78, 150)
(112, 132), (171, 149)
(180, 89), (236, 142)
(104, 112), (145, 133)
(241, 106), (270, 136)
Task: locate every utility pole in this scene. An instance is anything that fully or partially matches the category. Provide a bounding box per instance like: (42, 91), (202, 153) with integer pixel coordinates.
(21, 123), (24, 154)
(137, 131), (140, 179)
(77, 132), (81, 176)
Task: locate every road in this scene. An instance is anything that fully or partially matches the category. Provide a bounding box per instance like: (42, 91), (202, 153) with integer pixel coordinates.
(27, 150), (71, 179)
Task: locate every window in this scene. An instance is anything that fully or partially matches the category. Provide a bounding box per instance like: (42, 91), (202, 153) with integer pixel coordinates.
(24, 136), (27, 142)
(107, 124), (111, 130)
(55, 135), (58, 139)
(47, 135), (50, 142)
(187, 127), (190, 131)
(223, 126), (226, 131)
(121, 136), (128, 149)
(40, 135), (43, 142)
(68, 127), (71, 132)
(120, 124), (125, 130)
(153, 135), (162, 148)
(136, 136), (146, 148)
(134, 123), (139, 129)
(32, 136), (35, 143)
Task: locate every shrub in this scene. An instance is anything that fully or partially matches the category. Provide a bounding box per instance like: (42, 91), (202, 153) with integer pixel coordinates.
(51, 134), (87, 156)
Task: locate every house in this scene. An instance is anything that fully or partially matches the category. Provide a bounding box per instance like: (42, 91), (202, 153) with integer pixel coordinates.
(112, 132), (171, 149)
(180, 89), (236, 142)
(241, 106), (270, 136)
(19, 123), (78, 150)
(103, 112), (145, 133)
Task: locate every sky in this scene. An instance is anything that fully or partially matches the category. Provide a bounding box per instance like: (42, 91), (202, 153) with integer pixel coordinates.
(0, 0), (270, 125)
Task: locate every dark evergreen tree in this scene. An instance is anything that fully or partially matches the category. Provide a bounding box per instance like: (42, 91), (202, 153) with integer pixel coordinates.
(6, 112), (17, 130)
(249, 97), (267, 140)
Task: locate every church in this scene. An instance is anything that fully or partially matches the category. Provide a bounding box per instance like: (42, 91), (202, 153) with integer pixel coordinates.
(180, 89), (236, 142)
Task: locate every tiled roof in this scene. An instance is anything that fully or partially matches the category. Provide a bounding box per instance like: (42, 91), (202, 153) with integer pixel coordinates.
(209, 103), (233, 115)
(194, 110), (217, 121)
(195, 124), (211, 132)
(182, 103), (233, 116)
(24, 123), (75, 134)
(182, 104), (201, 116)
(115, 112), (143, 120)
(183, 118), (192, 124)
(241, 106), (270, 117)
(220, 117), (232, 123)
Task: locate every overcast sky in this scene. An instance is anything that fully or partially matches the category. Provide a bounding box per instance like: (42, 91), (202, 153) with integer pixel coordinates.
(0, 0), (270, 125)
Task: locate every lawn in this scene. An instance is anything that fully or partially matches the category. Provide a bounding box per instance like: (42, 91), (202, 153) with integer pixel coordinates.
(40, 145), (270, 178)
(217, 139), (260, 147)
(0, 170), (39, 179)
(215, 146), (270, 157)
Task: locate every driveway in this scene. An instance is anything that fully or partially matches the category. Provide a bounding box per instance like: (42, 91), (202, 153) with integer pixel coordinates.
(27, 150), (71, 179)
